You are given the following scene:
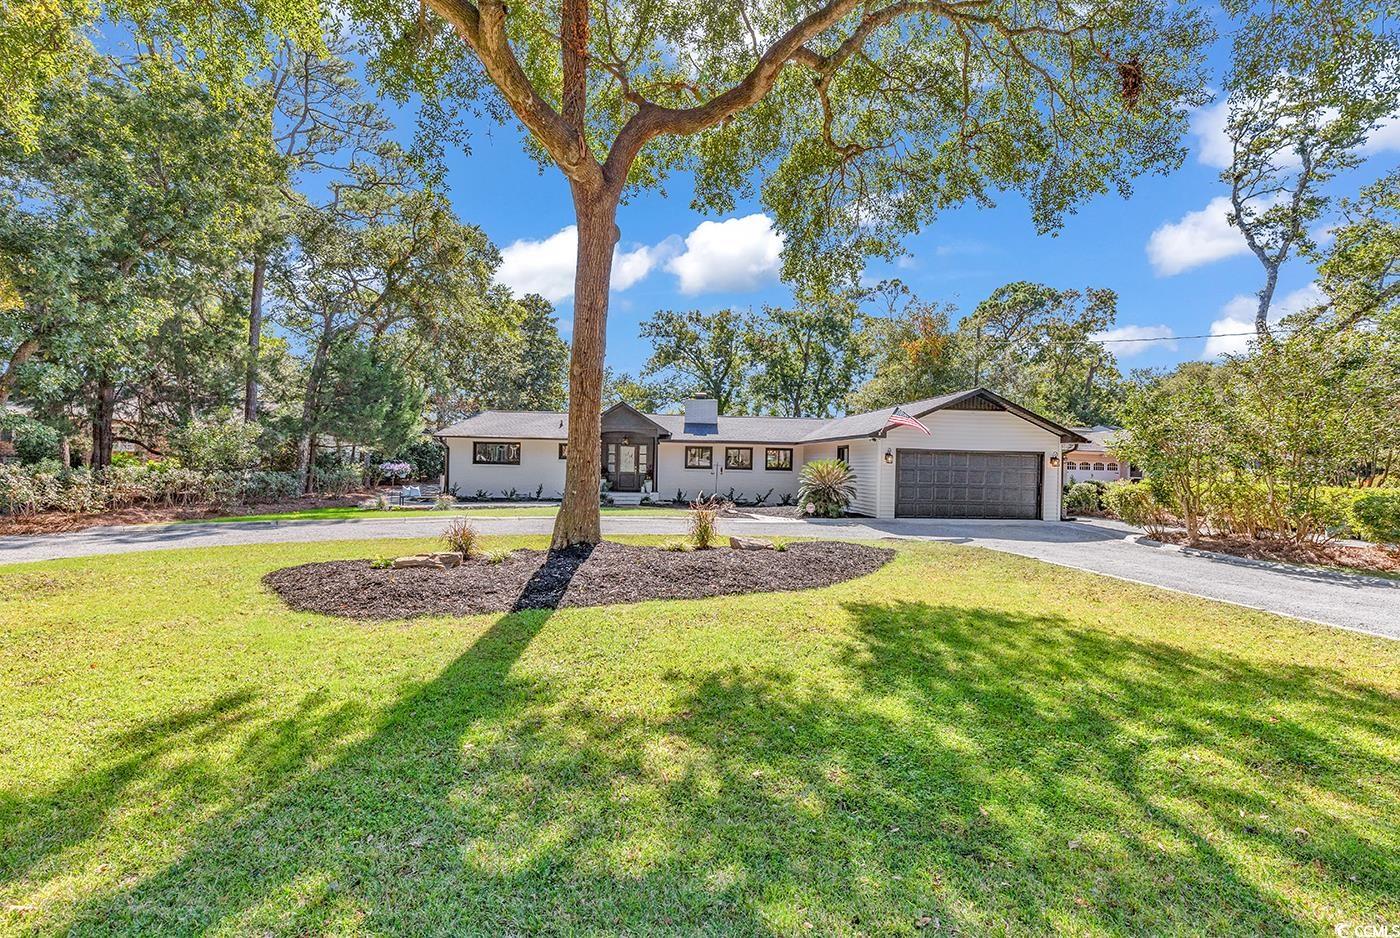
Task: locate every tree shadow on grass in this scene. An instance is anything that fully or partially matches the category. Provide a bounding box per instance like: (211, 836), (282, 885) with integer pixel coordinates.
(8, 598), (1397, 935)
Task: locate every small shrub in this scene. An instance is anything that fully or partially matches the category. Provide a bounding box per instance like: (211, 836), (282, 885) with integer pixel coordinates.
(778, 492), (794, 507)
(534, 484), (544, 500)
(1102, 481), (1168, 538)
(658, 539), (692, 552)
(1065, 482), (1101, 514)
(505, 488), (521, 500)
(751, 488), (774, 507)
(771, 537), (790, 552)
(473, 489), (489, 501)
(688, 495), (725, 549)
(373, 493), (392, 511)
(432, 494), (455, 510)
(314, 465), (364, 496)
(798, 459), (855, 518)
(369, 557), (394, 570)
(443, 518), (481, 558)
(482, 547), (514, 564)
(1351, 491), (1400, 547)
(676, 489), (685, 504)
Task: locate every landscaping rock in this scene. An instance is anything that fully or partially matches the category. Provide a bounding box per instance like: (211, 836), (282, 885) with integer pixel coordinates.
(430, 552), (464, 568)
(392, 555), (444, 569)
(729, 536), (774, 550)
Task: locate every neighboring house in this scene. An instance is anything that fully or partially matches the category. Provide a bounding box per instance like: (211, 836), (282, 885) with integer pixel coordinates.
(1064, 425), (1138, 483)
(436, 387), (1087, 521)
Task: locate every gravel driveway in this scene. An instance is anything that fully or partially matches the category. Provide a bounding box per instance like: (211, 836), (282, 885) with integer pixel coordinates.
(1, 514), (1395, 639)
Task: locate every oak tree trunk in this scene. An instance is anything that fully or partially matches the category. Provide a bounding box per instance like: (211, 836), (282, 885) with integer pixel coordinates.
(90, 376), (115, 469)
(245, 254), (266, 421)
(551, 187), (619, 548)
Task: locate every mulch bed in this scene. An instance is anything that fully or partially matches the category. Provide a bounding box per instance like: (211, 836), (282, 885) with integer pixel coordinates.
(1159, 532), (1400, 577)
(263, 540), (895, 620)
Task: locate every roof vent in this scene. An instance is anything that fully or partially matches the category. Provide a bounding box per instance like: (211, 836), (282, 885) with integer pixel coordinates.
(683, 396), (718, 427)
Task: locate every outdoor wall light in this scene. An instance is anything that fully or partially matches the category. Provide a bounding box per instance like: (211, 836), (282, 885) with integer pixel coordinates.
(884, 448), (894, 464)
(1048, 454), (1060, 467)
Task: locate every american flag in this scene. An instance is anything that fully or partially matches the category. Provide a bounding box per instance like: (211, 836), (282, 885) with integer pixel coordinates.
(886, 406), (932, 435)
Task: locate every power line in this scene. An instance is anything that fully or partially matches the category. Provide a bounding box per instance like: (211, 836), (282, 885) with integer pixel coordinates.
(1094, 329), (1284, 344)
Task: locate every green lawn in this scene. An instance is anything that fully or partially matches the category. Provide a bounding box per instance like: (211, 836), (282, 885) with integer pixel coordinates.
(1, 537), (1396, 935)
(183, 504), (691, 523)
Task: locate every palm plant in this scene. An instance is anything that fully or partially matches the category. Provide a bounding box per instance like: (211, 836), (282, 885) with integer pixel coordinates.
(798, 459), (856, 518)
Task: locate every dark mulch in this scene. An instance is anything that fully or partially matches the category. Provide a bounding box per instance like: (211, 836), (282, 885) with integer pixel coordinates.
(722, 505), (807, 519)
(1159, 532), (1400, 578)
(263, 540), (895, 620)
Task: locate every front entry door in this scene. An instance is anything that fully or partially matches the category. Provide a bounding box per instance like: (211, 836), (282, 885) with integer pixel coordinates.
(606, 441), (647, 491)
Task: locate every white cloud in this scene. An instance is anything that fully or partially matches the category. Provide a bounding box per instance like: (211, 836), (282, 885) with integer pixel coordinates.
(495, 227), (677, 302)
(1192, 98), (1234, 169)
(666, 213), (784, 294)
(1091, 324), (1179, 358)
(612, 236), (682, 292)
(1365, 112), (1400, 154)
(496, 227), (579, 302)
(1195, 96), (1400, 168)
(1203, 283), (1325, 357)
(1147, 196), (1250, 276)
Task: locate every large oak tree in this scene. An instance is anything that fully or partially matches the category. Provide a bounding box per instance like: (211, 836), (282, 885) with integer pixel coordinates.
(7, 0), (1212, 545)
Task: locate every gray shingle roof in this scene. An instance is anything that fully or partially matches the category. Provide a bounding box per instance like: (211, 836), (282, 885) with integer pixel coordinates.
(434, 388), (1087, 444)
(436, 410), (570, 440)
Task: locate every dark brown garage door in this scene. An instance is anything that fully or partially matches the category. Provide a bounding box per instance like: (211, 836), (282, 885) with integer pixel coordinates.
(895, 450), (1041, 519)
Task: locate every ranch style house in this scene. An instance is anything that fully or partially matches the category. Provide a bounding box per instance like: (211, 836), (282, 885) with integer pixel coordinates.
(436, 387), (1089, 521)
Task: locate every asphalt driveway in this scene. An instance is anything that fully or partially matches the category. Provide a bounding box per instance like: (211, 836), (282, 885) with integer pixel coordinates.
(1, 514), (1395, 639)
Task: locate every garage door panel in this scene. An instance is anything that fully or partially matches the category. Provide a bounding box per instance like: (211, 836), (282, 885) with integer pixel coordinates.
(895, 450), (1041, 519)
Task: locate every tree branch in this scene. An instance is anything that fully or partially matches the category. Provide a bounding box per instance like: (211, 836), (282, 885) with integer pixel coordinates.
(426, 0), (602, 185)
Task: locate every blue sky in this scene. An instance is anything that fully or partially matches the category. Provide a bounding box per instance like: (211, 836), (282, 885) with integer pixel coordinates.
(403, 36), (1398, 378)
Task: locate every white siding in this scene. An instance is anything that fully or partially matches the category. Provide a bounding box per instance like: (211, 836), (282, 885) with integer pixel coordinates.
(872, 410), (1062, 520)
(843, 439), (881, 517)
(445, 438), (566, 498)
(658, 441), (802, 504)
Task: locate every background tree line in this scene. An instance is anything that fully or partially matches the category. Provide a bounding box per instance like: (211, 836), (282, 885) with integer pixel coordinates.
(0, 38), (570, 493)
(611, 278), (1126, 428)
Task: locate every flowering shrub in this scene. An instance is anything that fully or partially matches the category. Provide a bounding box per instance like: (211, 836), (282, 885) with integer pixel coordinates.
(378, 460), (412, 481)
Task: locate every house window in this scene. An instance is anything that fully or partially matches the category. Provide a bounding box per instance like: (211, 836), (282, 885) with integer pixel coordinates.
(684, 446), (712, 469)
(1093, 462), (1105, 471)
(836, 445), (849, 464)
(1106, 462), (1118, 471)
(473, 441), (521, 465)
(765, 448), (793, 471)
(725, 447), (753, 470)
(558, 443), (568, 459)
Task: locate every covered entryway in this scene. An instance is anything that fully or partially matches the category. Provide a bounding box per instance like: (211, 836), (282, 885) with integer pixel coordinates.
(895, 450), (1041, 519)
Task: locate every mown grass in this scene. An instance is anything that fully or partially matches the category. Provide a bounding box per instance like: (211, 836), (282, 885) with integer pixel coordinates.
(182, 505), (691, 523)
(1, 536), (1396, 935)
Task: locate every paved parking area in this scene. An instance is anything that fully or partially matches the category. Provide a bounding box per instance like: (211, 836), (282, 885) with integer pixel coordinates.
(1, 515), (1395, 639)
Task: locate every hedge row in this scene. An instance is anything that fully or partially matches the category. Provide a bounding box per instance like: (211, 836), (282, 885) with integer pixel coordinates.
(0, 463), (364, 516)
(1097, 480), (1400, 546)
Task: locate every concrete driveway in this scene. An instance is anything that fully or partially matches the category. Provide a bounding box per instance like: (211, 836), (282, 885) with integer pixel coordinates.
(1, 514), (1395, 639)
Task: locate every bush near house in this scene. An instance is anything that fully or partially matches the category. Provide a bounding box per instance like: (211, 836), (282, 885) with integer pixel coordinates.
(1102, 481), (1169, 539)
(1064, 481), (1104, 514)
(798, 459), (856, 518)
